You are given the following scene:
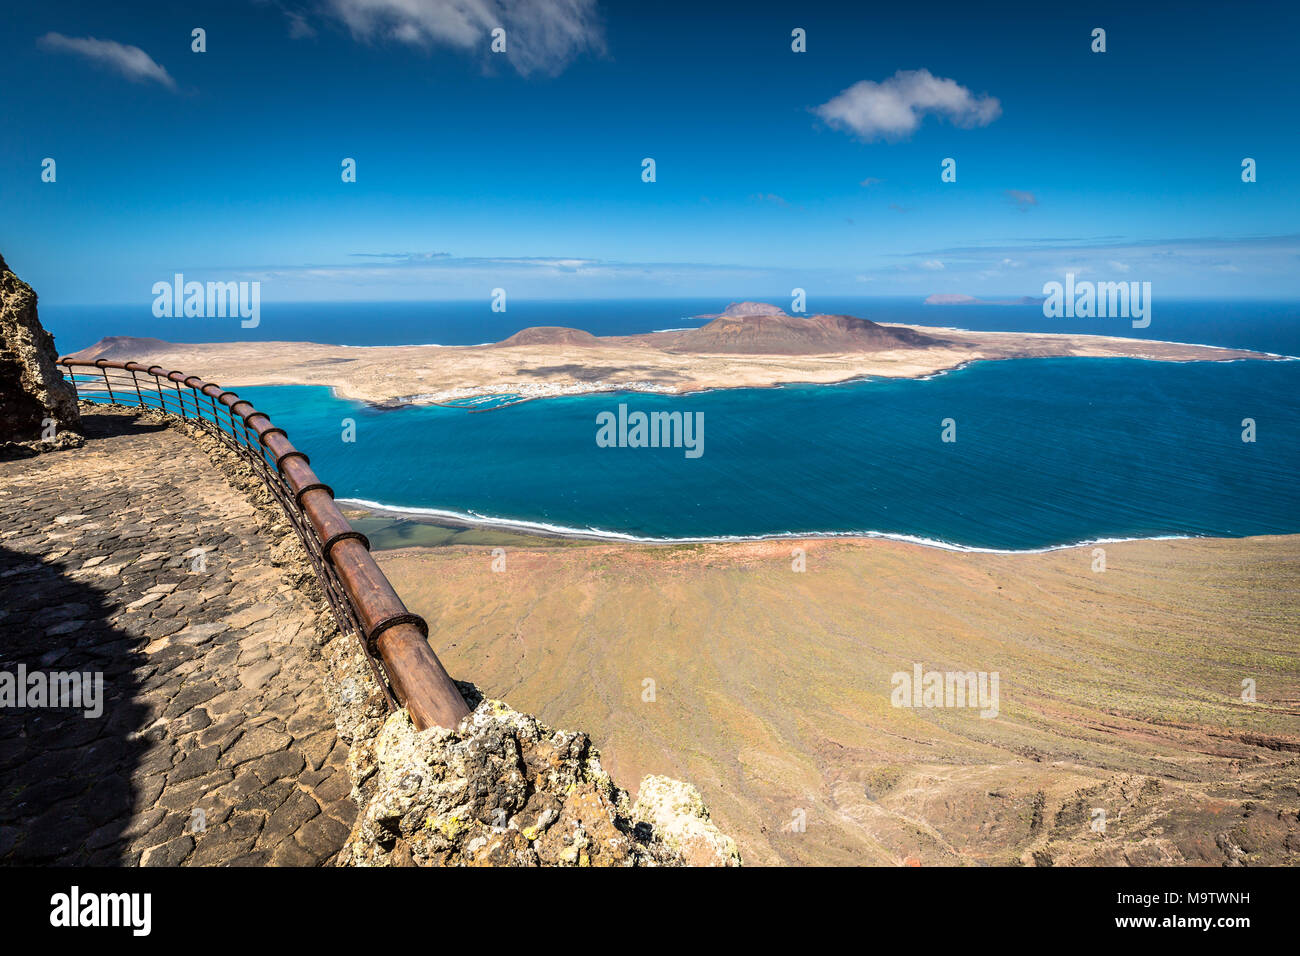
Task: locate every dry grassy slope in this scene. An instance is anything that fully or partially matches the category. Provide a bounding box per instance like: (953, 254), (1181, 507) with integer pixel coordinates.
(377, 534), (1300, 866)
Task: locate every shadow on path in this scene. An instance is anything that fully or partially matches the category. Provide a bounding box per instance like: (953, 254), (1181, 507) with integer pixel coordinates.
(0, 541), (151, 863)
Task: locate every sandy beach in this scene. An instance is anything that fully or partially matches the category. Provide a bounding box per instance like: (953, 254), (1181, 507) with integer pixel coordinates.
(371, 527), (1300, 866)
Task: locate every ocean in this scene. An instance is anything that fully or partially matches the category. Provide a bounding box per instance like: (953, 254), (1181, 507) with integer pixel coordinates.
(66, 298), (1300, 551)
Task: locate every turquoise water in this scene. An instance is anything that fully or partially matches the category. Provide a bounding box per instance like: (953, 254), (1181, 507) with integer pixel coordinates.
(214, 356), (1300, 551)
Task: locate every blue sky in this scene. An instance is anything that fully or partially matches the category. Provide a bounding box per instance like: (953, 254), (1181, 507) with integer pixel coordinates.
(2, 0), (1298, 304)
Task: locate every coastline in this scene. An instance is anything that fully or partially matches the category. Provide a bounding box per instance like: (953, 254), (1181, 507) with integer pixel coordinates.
(341, 495), (1242, 556)
(365, 346), (1298, 410)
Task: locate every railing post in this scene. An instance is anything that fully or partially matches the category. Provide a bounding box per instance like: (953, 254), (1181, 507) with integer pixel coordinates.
(60, 361), (80, 400)
(128, 367), (144, 407)
(98, 362), (115, 403)
(150, 369), (167, 413)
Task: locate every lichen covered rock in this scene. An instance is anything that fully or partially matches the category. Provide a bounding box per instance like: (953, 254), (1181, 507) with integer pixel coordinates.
(0, 252), (81, 455)
(340, 690), (741, 867)
(632, 775), (743, 867)
(321, 637), (390, 806)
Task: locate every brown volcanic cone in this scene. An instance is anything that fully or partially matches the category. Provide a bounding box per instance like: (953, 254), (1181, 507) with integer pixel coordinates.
(72, 335), (173, 361)
(703, 301), (790, 318)
(658, 308), (946, 355)
(496, 326), (601, 347)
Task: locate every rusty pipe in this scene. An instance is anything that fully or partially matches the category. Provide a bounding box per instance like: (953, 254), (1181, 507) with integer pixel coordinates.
(57, 358), (470, 731)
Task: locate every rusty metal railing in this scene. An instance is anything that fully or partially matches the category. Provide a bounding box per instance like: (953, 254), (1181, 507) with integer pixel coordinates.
(58, 358), (470, 731)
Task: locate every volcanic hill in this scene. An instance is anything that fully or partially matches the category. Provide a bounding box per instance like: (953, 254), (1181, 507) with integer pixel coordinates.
(646, 303), (946, 355)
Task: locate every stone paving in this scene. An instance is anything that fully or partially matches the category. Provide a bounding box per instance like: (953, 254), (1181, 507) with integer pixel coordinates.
(0, 408), (355, 865)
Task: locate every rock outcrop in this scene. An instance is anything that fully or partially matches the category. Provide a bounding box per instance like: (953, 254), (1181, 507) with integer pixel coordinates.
(333, 667), (740, 867)
(0, 252), (81, 455)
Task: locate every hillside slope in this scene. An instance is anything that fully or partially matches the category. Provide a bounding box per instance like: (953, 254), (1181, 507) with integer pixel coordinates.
(377, 533), (1300, 866)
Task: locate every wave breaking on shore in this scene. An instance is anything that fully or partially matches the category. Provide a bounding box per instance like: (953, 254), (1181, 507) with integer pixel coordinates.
(339, 496), (1199, 555)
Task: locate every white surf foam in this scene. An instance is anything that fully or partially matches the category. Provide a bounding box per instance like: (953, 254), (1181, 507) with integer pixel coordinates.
(338, 497), (1202, 555)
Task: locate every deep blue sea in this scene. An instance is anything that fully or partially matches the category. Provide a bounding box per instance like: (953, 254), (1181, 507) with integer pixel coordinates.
(68, 298), (1300, 550)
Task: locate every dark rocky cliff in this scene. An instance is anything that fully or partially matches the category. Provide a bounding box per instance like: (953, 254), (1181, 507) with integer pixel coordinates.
(0, 253), (81, 455)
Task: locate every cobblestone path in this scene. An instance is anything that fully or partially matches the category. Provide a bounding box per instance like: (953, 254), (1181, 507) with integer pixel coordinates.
(0, 408), (354, 865)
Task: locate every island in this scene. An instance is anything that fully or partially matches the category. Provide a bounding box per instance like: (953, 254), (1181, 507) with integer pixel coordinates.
(68, 302), (1278, 408)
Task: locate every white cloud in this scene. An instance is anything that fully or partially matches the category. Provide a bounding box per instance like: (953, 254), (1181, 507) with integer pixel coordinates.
(814, 69), (1000, 141)
(323, 0), (604, 76)
(1004, 189), (1038, 210)
(38, 33), (176, 89)
(921, 259), (945, 270)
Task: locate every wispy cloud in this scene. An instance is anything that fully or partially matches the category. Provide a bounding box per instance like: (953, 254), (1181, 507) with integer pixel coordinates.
(267, 250), (775, 279)
(879, 233), (1300, 293)
(814, 69), (1000, 141)
(752, 193), (789, 206)
(859, 176), (883, 187)
(318, 0), (605, 76)
(38, 33), (176, 89)
(168, 232), (1300, 301)
(1004, 189), (1038, 211)
(911, 234), (1300, 257)
(286, 11), (317, 38)
(349, 251), (451, 261)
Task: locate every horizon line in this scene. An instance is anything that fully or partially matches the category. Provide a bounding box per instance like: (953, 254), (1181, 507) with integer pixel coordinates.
(43, 293), (1300, 309)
